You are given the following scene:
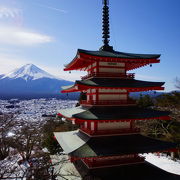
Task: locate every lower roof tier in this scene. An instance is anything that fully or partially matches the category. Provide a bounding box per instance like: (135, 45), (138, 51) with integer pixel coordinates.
(58, 106), (170, 121)
(61, 78), (164, 93)
(54, 130), (176, 158)
(74, 160), (180, 180)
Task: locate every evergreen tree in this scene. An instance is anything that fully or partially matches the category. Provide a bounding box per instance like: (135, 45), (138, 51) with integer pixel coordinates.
(137, 94), (154, 108)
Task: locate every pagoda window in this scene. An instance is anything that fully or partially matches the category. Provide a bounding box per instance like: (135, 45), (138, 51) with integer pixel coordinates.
(97, 121), (130, 130)
(87, 95), (90, 101)
(92, 94), (96, 101)
(84, 121), (88, 129)
(92, 62), (97, 67)
(91, 122), (95, 131)
(91, 89), (96, 93)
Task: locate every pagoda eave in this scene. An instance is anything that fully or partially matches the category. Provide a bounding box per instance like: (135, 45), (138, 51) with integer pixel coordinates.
(64, 57), (93, 71)
(57, 113), (76, 122)
(54, 131), (176, 158)
(74, 160), (180, 180)
(57, 114), (170, 124)
(64, 51), (160, 71)
(57, 106), (170, 122)
(74, 116), (171, 123)
(61, 84), (164, 93)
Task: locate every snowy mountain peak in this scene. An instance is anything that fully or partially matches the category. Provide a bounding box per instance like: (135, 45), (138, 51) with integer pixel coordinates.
(1, 64), (59, 81)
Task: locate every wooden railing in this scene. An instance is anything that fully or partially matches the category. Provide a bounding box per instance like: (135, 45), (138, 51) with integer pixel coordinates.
(80, 128), (140, 136)
(80, 99), (136, 106)
(81, 72), (135, 80)
(83, 155), (145, 168)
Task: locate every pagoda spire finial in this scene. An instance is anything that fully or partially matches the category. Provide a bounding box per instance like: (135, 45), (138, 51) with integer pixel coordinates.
(100, 0), (113, 52)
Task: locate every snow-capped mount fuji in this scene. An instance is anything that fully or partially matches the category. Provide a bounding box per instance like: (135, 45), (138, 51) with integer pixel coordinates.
(1, 64), (60, 81)
(0, 64), (75, 99)
(0, 74), (4, 79)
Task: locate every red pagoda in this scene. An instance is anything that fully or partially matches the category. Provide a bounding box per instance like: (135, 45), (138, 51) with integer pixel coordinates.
(55, 1), (179, 179)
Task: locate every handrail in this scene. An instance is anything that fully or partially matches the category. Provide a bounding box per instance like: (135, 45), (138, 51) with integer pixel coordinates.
(83, 156), (144, 168)
(81, 72), (135, 80)
(81, 128), (140, 136)
(80, 99), (136, 106)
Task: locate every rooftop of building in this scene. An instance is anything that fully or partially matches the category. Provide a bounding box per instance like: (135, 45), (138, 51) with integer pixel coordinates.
(78, 49), (161, 59)
(58, 106), (170, 121)
(70, 132), (176, 158)
(74, 160), (180, 180)
(62, 78), (165, 93)
(54, 130), (176, 158)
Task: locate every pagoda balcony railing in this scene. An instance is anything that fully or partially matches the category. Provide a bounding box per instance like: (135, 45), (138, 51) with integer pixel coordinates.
(82, 155), (145, 168)
(80, 99), (136, 106)
(81, 72), (135, 80)
(80, 128), (140, 136)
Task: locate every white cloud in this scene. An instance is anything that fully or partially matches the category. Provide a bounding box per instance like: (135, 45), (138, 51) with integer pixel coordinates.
(136, 74), (163, 81)
(33, 3), (67, 14)
(0, 54), (28, 74)
(0, 6), (21, 19)
(0, 26), (53, 46)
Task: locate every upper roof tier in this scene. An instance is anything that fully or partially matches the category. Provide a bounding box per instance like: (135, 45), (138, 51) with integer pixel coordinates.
(64, 49), (161, 71)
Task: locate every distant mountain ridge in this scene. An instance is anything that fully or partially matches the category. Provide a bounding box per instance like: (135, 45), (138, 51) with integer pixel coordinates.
(0, 64), (75, 99)
(0, 74), (4, 79)
(130, 91), (164, 99)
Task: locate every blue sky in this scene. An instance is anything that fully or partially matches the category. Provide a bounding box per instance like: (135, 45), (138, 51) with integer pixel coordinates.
(0, 0), (179, 91)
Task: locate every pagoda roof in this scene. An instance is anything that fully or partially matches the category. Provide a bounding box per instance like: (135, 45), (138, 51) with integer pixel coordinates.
(70, 133), (176, 158)
(75, 160), (180, 180)
(64, 49), (160, 71)
(78, 49), (161, 59)
(54, 130), (89, 154)
(61, 78), (164, 93)
(58, 106), (170, 121)
(54, 130), (176, 158)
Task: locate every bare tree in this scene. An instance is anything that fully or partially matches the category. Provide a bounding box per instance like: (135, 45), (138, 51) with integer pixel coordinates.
(0, 114), (17, 160)
(0, 114), (27, 179)
(0, 114), (81, 180)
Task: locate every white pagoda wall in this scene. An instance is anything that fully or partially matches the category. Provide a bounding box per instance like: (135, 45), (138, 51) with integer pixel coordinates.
(97, 122), (130, 130)
(86, 89), (128, 101)
(99, 68), (125, 73)
(99, 62), (125, 73)
(99, 62), (125, 67)
(87, 62), (126, 74)
(99, 89), (127, 93)
(99, 94), (127, 100)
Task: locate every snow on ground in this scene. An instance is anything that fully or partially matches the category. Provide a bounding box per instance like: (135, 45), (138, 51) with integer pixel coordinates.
(0, 99), (77, 122)
(144, 153), (180, 175)
(0, 154), (28, 179)
(50, 155), (81, 180)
